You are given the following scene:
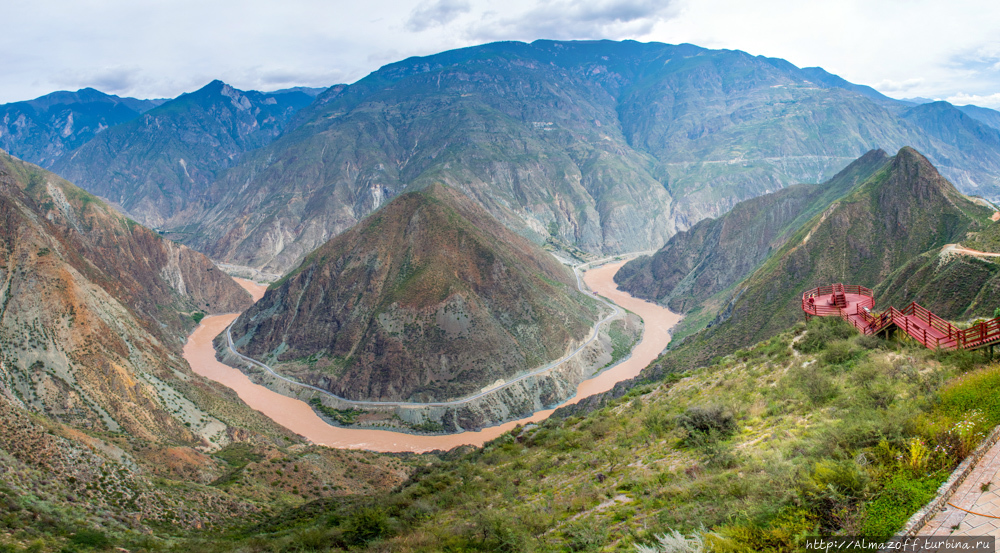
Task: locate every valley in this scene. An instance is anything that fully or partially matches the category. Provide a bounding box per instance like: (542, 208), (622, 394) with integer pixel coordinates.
(7, 29), (1000, 551)
(187, 259), (679, 453)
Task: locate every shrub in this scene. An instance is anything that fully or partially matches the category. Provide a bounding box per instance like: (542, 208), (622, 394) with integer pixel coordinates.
(798, 318), (856, 354)
(635, 529), (705, 553)
(859, 475), (938, 539)
(821, 340), (858, 366)
(676, 406), (737, 439)
(342, 507), (389, 546)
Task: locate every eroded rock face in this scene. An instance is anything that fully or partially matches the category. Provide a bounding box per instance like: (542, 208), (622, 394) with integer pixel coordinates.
(229, 184), (603, 403)
(0, 150), (250, 441)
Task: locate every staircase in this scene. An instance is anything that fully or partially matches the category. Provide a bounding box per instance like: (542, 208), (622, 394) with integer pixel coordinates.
(802, 284), (1000, 351)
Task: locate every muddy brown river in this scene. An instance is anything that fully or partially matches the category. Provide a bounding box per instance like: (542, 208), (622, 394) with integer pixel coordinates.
(186, 264), (681, 453)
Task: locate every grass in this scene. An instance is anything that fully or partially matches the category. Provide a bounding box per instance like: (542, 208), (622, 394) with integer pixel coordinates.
(166, 317), (997, 552)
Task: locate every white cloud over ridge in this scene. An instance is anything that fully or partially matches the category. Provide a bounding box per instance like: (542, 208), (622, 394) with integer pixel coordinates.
(0, 0), (998, 110)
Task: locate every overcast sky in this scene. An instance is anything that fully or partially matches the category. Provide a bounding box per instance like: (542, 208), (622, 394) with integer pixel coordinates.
(2, 0), (999, 107)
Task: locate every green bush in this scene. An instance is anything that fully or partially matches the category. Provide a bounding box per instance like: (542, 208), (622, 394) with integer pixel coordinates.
(798, 318), (856, 354)
(859, 475), (938, 539)
(821, 340), (859, 366)
(677, 405), (737, 439)
(342, 507), (389, 546)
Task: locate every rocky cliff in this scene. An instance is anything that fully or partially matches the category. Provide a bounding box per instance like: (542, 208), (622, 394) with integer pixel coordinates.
(0, 149), (252, 440)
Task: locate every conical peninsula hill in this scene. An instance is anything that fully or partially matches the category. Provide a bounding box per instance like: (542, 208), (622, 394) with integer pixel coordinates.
(0, 149), (252, 441)
(229, 184), (602, 403)
(615, 149), (891, 314)
(654, 146), (994, 373)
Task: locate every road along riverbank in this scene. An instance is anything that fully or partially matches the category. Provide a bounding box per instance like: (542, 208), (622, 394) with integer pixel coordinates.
(185, 260), (681, 453)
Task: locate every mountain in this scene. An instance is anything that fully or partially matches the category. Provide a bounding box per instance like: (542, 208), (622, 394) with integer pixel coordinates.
(0, 88), (162, 168)
(898, 101), (1000, 193)
(228, 183), (601, 402)
(652, 146), (994, 371)
(615, 149), (890, 316)
(139, 40), (1000, 276)
(0, 150), (413, 542)
(957, 104), (1000, 131)
(0, 149), (255, 437)
(52, 81), (317, 228)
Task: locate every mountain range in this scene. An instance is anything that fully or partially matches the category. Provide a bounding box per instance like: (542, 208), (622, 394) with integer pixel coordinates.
(4, 40), (1000, 279)
(637, 146), (996, 376)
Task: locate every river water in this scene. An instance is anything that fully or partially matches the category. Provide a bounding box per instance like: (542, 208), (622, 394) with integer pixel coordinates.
(186, 264), (681, 453)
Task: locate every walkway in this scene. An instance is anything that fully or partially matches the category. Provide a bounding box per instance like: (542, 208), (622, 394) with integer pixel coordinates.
(919, 441), (1000, 541)
(802, 284), (1000, 351)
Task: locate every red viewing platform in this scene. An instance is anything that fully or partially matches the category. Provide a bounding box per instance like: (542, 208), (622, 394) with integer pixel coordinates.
(802, 284), (1000, 351)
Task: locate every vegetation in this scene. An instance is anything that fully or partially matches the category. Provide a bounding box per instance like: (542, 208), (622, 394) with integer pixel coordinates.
(308, 399), (364, 425)
(114, 317), (995, 552)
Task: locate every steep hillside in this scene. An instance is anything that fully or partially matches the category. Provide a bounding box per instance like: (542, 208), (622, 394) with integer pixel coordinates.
(0, 88), (161, 168)
(615, 149), (890, 314)
(957, 104), (1000, 131)
(52, 81), (316, 227)
(0, 151), (413, 548)
(656, 146), (993, 372)
(229, 184), (601, 402)
(195, 318), (1000, 552)
(0, 150), (253, 438)
(163, 40), (1000, 275)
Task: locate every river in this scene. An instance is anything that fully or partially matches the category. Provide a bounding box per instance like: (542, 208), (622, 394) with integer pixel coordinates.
(185, 264), (681, 453)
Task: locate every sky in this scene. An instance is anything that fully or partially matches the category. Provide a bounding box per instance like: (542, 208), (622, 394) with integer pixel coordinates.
(2, 0), (999, 107)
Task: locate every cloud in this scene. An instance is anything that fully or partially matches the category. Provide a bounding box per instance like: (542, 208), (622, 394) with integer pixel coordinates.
(873, 78), (925, 94)
(946, 92), (1000, 109)
(406, 0), (472, 32)
(49, 66), (147, 96)
(468, 0), (677, 42)
(948, 43), (1000, 73)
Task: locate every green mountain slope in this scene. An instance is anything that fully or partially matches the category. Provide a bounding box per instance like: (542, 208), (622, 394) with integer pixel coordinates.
(615, 149), (890, 314)
(229, 183), (601, 402)
(51, 81), (316, 227)
(658, 146), (993, 371)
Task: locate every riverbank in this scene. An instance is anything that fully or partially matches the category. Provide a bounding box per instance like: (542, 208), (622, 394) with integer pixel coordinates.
(184, 260), (681, 453)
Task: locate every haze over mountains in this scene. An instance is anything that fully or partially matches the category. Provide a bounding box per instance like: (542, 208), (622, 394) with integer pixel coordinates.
(5, 40), (1000, 278)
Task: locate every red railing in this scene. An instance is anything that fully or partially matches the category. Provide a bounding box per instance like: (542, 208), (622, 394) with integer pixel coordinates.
(801, 284), (874, 317)
(801, 284), (1000, 351)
